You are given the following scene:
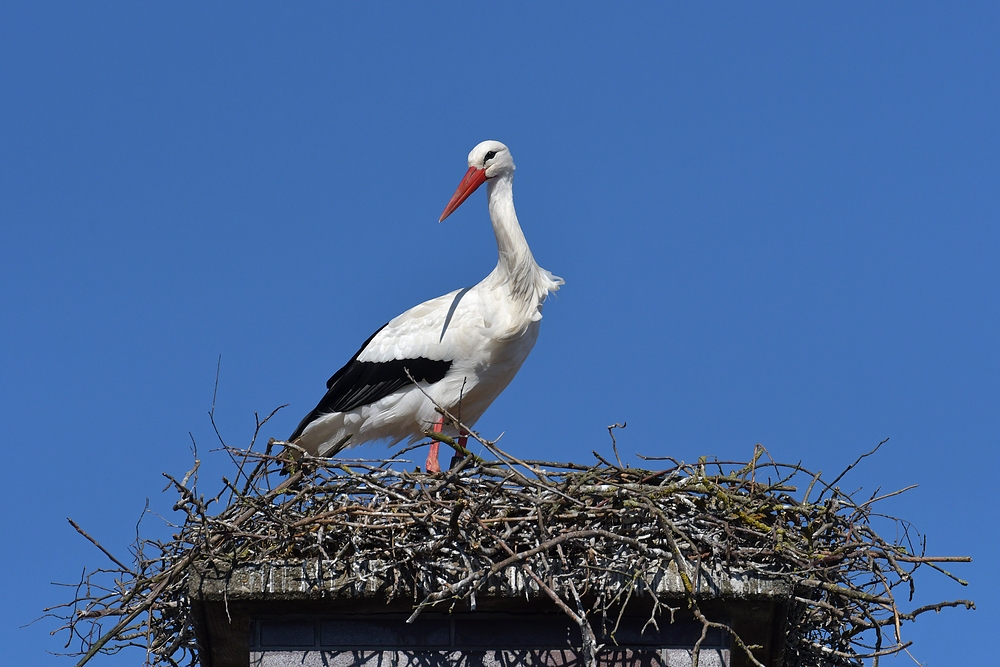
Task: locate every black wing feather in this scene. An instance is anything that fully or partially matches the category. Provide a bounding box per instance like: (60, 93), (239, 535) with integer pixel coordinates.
(289, 322), (452, 441)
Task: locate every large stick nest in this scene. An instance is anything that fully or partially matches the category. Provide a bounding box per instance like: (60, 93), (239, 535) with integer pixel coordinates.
(49, 416), (973, 667)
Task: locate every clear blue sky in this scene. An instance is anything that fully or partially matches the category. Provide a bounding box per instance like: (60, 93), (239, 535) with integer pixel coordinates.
(2, 4), (996, 664)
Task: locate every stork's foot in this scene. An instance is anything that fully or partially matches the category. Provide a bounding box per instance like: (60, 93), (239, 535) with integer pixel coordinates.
(426, 418), (444, 473)
(425, 441), (441, 473)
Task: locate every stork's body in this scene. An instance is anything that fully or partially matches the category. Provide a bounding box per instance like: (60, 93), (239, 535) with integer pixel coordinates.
(289, 141), (562, 470)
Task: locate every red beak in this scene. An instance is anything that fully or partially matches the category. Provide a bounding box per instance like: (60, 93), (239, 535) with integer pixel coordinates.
(439, 167), (487, 222)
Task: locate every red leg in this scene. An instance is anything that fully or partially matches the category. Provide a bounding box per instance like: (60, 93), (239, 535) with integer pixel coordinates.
(426, 418), (443, 473)
(448, 430), (470, 470)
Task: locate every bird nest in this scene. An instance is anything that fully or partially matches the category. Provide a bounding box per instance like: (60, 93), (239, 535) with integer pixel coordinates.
(49, 418), (972, 667)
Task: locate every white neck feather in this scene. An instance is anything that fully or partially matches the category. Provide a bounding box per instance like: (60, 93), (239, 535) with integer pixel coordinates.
(484, 173), (563, 321)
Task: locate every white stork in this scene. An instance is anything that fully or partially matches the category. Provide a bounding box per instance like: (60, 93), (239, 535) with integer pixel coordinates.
(289, 140), (563, 472)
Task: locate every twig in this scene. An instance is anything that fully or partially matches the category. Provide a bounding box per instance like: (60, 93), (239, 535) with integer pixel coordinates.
(53, 421), (972, 667)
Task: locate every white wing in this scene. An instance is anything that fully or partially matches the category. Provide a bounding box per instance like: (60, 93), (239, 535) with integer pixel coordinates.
(358, 286), (489, 364)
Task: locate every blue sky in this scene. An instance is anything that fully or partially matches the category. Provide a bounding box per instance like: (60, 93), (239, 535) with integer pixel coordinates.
(2, 4), (996, 664)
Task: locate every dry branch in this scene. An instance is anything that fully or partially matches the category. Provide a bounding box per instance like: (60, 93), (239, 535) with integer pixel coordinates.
(50, 425), (973, 667)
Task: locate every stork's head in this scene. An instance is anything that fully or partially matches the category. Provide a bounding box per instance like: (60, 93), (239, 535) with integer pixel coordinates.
(440, 140), (514, 222)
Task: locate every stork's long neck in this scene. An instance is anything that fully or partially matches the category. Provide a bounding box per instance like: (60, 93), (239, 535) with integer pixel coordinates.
(487, 173), (536, 282)
(483, 173), (562, 318)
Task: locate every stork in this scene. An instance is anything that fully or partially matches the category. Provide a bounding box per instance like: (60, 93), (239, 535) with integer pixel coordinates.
(288, 141), (563, 472)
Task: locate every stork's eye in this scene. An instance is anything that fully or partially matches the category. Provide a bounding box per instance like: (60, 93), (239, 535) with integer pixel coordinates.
(484, 150), (497, 163)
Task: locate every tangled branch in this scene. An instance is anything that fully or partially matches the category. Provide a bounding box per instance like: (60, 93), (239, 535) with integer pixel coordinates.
(48, 418), (973, 667)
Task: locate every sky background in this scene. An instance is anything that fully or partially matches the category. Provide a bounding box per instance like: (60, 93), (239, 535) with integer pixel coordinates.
(2, 4), (996, 665)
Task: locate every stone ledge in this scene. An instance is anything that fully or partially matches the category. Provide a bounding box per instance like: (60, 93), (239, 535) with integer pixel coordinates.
(189, 558), (791, 604)
(189, 560), (790, 667)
